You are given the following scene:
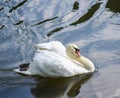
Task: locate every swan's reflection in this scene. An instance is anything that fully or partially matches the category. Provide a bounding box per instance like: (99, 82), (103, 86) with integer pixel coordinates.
(31, 73), (93, 98)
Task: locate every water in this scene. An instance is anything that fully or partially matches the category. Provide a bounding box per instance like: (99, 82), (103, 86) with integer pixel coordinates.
(0, 0), (120, 98)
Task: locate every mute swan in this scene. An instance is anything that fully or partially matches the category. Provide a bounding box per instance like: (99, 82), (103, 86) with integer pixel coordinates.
(14, 41), (95, 77)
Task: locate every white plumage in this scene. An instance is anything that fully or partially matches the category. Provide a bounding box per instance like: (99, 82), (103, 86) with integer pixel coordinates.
(14, 41), (95, 77)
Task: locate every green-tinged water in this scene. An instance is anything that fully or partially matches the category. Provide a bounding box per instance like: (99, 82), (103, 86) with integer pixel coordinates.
(0, 0), (120, 98)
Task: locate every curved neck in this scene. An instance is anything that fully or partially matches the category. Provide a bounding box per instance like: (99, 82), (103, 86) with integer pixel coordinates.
(67, 53), (95, 72)
(66, 47), (95, 72)
(77, 56), (95, 72)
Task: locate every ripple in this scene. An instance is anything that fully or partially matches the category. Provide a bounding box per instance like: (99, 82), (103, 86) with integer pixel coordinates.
(0, 6), (4, 11)
(0, 0), (120, 98)
(0, 25), (5, 30)
(70, 2), (102, 25)
(9, 0), (28, 13)
(31, 16), (58, 26)
(46, 2), (102, 36)
(13, 20), (24, 25)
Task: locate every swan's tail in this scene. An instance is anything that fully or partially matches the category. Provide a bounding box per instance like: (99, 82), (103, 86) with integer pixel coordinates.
(13, 68), (32, 75)
(13, 63), (32, 75)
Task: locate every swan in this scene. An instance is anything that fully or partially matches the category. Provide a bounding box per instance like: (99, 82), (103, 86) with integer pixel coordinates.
(14, 41), (95, 77)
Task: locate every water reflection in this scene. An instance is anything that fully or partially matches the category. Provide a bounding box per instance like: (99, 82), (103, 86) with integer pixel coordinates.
(0, 25), (5, 30)
(13, 20), (24, 25)
(47, 2), (102, 36)
(31, 74), (93, 98)
(31, 16), (58, 26)
(106, 0), (120, 13)
(70, 2), (101, 26)
(0, 7), (4, 11)
(9, 0), (28, 13)
(47, 27), (64, 36)
(72, 1), (79, 12)
(4, 0), (12, 3)
(0, 0), (120, 97)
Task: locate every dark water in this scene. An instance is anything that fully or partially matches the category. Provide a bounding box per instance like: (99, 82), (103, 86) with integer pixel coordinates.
(0, 0), (120, 98)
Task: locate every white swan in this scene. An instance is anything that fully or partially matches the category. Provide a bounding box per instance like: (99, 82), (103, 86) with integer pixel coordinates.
(14, 41), (95, 77)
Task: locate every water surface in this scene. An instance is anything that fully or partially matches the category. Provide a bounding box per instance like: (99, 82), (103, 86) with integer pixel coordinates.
(0, 0), (120, 98)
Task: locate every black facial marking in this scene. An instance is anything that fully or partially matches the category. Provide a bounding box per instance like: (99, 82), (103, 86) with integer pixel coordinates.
(74, 47), (80, 52)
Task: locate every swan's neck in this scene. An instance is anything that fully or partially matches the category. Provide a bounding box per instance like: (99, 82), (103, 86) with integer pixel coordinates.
(68, 54), (95, 72)
(76, 56), (95, 72)
(66, 48), (95, 72)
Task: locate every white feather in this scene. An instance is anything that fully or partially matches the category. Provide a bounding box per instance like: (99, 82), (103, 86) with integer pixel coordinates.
(14, 41), (95, 77)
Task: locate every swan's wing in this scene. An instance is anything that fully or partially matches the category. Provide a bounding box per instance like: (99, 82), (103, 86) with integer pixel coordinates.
(29, 51), (88, 77)
(34, 42), (52, 50)
(34, 41), (63, 50)
(29, 51), (65, 77)
(34, 41), (66, 57)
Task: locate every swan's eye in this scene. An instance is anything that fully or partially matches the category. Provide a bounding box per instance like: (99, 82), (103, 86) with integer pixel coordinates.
(74, 47), (80, 52)
(74, 47), (80, 57)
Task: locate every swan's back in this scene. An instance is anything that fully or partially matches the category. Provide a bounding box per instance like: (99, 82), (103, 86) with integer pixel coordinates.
(35, 41), (66, 57)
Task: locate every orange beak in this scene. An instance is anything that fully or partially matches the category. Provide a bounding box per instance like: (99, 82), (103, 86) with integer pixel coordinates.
(75, 50), (80, 57)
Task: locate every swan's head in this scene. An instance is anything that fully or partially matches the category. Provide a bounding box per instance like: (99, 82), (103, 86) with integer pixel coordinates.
(66, 44), (81, 59)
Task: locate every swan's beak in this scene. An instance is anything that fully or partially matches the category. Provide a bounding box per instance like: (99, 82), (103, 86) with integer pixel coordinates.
(75, 50), (81, 57)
